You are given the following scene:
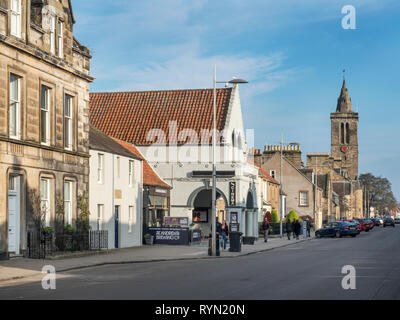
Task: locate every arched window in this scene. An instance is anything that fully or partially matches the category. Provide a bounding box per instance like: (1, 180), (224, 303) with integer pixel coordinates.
(341, 123), (345, 144)
(346, 123), (350, 144)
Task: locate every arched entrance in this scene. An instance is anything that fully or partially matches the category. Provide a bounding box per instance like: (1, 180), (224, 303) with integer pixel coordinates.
(191, 188), (227, 237)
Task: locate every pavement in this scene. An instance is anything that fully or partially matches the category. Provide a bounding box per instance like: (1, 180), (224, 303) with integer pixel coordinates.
(1, 227), (399, 300)
(0, 232), (314, 286)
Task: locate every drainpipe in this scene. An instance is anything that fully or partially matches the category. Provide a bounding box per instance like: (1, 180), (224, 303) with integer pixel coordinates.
(112, 154), (115, 248)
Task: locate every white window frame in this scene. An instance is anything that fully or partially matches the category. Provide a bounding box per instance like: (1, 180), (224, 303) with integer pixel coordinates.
(128, 206), (134, 233)
(50, 15), (56, 55)
(40, 178), (51, 227)
(97, 153), (104, 184)
(9, 74), (21, 140)
(10, 0), (22, 38)
(128, 160), (134, 187)
(58, 20), (63, 58)
(97, 204), (104, 231)
(64, 181), (72, 226)
(64, 95), (73, 150)
(270, 170), (276, 179)
(41, 86), (51, 145)
(299, 191), (309, 207)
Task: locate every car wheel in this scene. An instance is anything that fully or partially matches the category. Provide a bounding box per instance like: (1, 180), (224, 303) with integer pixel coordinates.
(366, 229), (370, 232)
(336, 231), (341, 238)
(316, 233), (321, 238)
(351, 234), (356, 237)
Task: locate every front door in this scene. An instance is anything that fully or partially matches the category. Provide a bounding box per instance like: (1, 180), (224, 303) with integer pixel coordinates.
(8, 176), (20, 255)
(114, 206), (119, 249)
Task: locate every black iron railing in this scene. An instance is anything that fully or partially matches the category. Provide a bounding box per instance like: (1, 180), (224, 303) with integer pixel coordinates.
(26, 230), (108, 259)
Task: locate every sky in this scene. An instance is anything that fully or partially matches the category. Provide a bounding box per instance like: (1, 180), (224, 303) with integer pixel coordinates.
(71, 0), (400, 200)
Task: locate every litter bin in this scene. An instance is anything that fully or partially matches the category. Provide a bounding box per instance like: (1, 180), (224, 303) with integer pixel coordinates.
(208, 233), (220, 256)
(229, 231), (242, 252)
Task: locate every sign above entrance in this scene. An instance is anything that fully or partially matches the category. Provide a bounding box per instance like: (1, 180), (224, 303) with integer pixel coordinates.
(229, 182), (236, 206)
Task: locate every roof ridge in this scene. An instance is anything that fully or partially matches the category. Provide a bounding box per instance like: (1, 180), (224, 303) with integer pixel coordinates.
(90, 87), (232, 95)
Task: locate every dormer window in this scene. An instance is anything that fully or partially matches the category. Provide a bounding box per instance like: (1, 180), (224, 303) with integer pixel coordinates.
(10, 0), (22, 38)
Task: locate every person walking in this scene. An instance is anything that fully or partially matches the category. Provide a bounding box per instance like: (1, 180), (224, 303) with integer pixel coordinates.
(286, 219), (292, 240)
(306, 220), (311, 238)
(294, 220), (301, 240)
(292, 220), (296, 239)
(220, 220), (229, 250)
(262, 217), (270, 243)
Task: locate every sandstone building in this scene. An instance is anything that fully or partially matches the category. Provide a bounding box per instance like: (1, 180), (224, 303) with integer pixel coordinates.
(0, 0), (93, 259)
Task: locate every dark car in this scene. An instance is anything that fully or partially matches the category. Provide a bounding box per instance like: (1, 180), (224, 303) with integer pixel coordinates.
(370, 218), (381, 226)
(340, 219), (362, 232)
(383, 217), (395, 227)
(316, 221), (360, 238)
(394, 218), (400, 224)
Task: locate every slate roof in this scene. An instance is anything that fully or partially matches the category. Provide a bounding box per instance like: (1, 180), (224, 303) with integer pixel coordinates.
(115, 139), (172, 190)
(89, 125), (142, 160)
(89, 88), (232, 146)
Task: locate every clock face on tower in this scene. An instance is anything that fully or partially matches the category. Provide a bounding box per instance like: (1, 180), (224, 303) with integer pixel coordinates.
(341, 146), (348, 153)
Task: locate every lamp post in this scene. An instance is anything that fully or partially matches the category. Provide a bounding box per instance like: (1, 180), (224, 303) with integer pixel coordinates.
(211, 64), (248, 256)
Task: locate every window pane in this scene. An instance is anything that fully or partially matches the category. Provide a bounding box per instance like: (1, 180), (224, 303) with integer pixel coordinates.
(41, 179), (48, 199)
(10, 75), (18, 100)
(64, 182), (70, 201)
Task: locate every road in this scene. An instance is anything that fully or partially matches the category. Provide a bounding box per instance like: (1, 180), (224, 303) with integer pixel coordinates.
(1, 225), (399, 300)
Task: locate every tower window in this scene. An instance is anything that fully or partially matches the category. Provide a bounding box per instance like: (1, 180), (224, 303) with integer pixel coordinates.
(341, 123), (345, 144)
(346, 123), (350, 144)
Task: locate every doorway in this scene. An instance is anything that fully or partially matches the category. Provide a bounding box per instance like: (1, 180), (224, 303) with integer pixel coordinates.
(114, 205), (120, 249)
(8, 175), (21, 255)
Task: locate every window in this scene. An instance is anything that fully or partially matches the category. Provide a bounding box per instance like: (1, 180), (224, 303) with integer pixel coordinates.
(97, 153), (104, 184)
(10, 0), (21, 37)
(270, 170), (276, 179)
(64, 181), (72, 226)
(40, 178), (50, 226)
(299, 191), (309, 207)
(64, 95), (73, 150)
(58, 20), (63, 58)
(97, 204), (104, 231)
(9, 74), (21, 139)
(341, 123), (345, 144)
(116, 157), (120, 178)
(50, 15), (56, 54)
(129, 160), (134, 186)
(128, 206), (134, 233)
(346, 123), (350, 144)
(41, 86), (51, 145)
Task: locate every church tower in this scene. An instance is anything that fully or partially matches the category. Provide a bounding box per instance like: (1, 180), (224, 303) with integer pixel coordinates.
(330, 80), (359, 180)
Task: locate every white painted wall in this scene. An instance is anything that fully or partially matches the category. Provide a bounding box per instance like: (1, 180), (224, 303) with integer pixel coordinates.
(89, 150), (143, 249)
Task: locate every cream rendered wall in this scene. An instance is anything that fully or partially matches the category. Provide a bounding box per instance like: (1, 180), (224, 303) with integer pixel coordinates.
(89, 150), (143, 249)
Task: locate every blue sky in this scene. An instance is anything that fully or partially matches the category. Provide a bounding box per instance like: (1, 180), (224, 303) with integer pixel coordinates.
(72, 0), (400, 200)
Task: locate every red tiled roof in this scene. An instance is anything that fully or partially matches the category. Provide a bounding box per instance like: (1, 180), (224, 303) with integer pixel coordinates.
(115, 139), (172, 189)
(248, 160), (280, 184)
(89, 88), (232, 146)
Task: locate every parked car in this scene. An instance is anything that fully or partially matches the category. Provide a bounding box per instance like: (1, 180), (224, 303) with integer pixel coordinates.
(370, 218), (381, 226)
(316, 221), (360, 238)
(383, 217), (395, 227)
(394, 218), (400, 224)
(354, 219), (372, 232)
(339, 219), (362, 232)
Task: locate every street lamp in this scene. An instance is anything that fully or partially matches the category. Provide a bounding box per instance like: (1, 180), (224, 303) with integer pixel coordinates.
(211, 65), (248, 256)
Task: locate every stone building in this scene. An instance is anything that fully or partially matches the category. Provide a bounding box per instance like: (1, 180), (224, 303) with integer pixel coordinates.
(306, 80), (364, 221)
(0, 0), (93, 259)
(90, 85), (260, 239)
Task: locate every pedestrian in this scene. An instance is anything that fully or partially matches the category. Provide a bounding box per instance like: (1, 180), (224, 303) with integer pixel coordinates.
(292, 220), (296, 239)
(295, 220), (301, 240)
(220, 220), (229, 250)
(286, 219), (292, 240)
(262, 217), (270, 243)
(306, 220), (311, 238)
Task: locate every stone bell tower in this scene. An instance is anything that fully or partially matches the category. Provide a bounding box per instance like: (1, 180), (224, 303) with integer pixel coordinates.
(330, 80), (359, 180)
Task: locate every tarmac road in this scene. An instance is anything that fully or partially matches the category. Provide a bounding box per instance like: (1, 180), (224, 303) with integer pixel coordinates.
(0, 224), (399, 300)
